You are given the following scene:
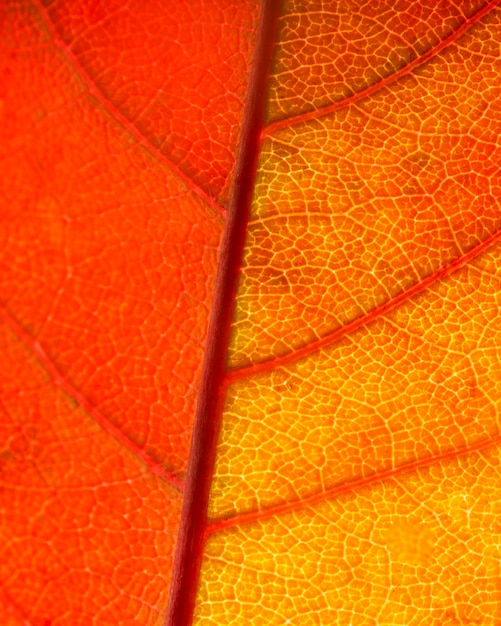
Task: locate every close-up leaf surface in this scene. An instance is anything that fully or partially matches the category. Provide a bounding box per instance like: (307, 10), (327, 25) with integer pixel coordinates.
(2, 0), (501, 625)
(0, 0), (258, 623)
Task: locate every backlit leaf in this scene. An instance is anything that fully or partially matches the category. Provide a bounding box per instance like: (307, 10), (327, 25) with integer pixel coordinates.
(0, 1), (258, 623)
(2, 1), (501, 625)
(192, 0), (501, 624)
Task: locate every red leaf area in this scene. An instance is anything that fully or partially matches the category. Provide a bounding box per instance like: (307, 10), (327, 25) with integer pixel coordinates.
(0, 1), (257, 624)
(2, 1), (501, 625)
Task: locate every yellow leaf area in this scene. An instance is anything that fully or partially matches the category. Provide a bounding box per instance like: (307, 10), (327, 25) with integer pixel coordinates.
(195, 1), (501, 624)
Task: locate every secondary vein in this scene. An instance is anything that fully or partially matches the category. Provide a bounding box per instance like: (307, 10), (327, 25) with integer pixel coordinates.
(263, 0), (501, 137)
(205, 428), (501, 536)
(228, 226), (501, 384)
(0, 305), (185, 493)
(31, 0), (226, 219)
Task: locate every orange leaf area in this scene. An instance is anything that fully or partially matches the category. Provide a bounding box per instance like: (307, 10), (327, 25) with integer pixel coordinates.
(266, 0), (490, 124)
(0, 1), (258, 623)
(195, 1), (501, 623)
(0, 2), (221, 478)
(0, 322), (181, 624)
(32, 0), (259, 201)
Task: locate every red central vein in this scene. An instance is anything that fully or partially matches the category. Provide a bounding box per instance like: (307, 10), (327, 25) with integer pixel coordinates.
(0, 306), (184, 493)
(165, 2), (281, 625)
(228, 226), (501, 384)
(205, 429), (501, 536)
(263, 0), (501, 137)
(31, 0), (226, 219)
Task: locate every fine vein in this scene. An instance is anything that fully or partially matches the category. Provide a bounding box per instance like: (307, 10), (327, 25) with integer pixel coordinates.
(228, 226), (501, 383)
(0, 306), (184, 492)
(32, 0), (226, 218)
(206, 428), (501, 536)
(263, 0), (501, 136)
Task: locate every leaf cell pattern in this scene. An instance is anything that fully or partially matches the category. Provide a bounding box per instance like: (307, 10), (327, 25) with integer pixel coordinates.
(2, 0), (501, 625)
(0, 1), (258, 624)
(194, 1), (501, 624)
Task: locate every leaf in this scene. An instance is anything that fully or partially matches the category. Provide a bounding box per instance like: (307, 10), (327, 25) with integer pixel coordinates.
(2, 1), (501, 626)
(0, 1), (258, 623)
(178, 0), (501, 623)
